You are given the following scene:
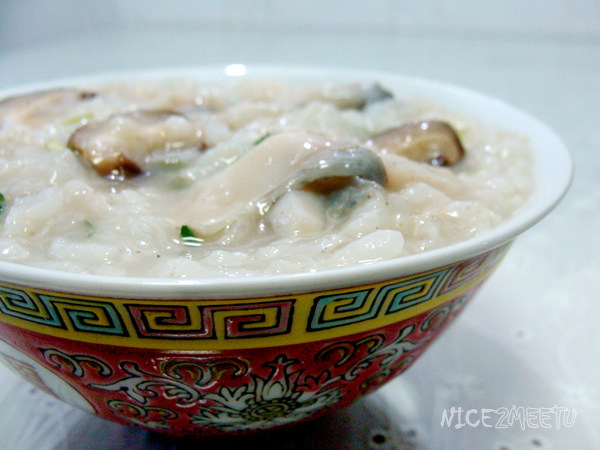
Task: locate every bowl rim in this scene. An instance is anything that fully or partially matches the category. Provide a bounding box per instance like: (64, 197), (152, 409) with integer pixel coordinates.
(0, 65), (573, 298)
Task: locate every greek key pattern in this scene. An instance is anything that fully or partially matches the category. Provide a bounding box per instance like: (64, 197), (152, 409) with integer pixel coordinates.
(0, 245), (509, 348)
(0, 287), (127, 336)
(126, 300), (295, 339)
(308, 246), (506, 331)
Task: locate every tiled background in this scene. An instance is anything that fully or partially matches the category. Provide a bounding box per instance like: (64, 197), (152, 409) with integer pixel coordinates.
(1, 0), (599, 52)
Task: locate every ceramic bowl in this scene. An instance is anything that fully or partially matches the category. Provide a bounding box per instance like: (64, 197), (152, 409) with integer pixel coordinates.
(0, 66), (571, 435)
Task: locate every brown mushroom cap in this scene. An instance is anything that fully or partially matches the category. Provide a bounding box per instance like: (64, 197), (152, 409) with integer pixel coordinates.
(253, 138), (388, 210)
(67, 110), (206, 179)
(323, 82), (394, 110)
(0, 88), (96, 127)
(284, 147), (387, 194)
(370, 120), (465, 166)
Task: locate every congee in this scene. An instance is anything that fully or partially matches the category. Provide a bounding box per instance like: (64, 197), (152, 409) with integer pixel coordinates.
(0, 79), (533, 277)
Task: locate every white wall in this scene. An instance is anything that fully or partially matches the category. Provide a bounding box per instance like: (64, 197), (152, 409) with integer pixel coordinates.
(1, 0), (599, 52)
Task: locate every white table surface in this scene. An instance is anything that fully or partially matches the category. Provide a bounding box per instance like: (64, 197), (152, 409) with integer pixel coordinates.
(0, 29), (597, 449)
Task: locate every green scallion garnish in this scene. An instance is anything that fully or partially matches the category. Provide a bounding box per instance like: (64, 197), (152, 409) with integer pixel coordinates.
(0, 193), (4, 216)
(62, 112), (94, 126)
(253, 132), (271, 146)
(83, 220), (95, 237)
(168, 175), (195, 191)
(180, 225), (204, 246)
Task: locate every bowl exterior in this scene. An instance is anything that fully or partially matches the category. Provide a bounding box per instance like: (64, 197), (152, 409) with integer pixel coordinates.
(0, 244), (508, 434)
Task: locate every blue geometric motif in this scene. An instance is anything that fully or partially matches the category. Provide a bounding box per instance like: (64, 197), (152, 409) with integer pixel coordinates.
(0, 287), (127, 336)
(0, 288), (63, 327)
(308, 288), (378, 331)
(382, 268), (451, 314)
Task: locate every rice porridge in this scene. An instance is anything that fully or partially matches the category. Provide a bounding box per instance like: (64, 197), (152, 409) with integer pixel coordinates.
(0, 78), (533, 277)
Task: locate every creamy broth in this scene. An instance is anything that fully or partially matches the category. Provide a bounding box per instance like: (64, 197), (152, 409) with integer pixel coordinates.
(0, 79), (533, 277)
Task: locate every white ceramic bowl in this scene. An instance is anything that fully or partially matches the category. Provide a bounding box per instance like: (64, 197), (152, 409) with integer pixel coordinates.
(0, 65), (572, 298)
(0, 67), (572, 435)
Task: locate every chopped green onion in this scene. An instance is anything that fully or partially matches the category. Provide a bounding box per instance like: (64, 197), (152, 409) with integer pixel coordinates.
(153, 156), (184, 169)
(168, 175), (195, 190)
(83, 220), (95, 237)
(253, 132), (271, 146)
(180, 225), (204, 246)
(62, 112), (94, 126)
(0, 193), (4, 216)
(44, 140), (65, 151)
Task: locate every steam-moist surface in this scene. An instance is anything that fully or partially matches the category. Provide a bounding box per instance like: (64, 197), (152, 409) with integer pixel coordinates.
(0, 78), (533, 277)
